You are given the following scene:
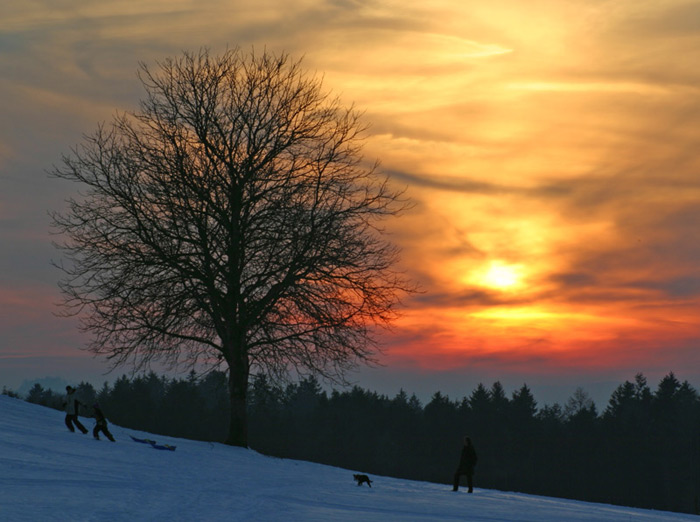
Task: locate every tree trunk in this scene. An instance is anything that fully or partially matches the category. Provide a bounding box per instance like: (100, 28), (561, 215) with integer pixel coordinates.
(225, 350), (249, 447)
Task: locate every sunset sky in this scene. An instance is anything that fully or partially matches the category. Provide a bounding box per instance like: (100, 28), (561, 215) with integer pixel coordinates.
(2, 0), (700, 405)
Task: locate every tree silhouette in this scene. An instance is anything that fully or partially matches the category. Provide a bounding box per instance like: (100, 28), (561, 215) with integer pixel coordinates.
(50, 47), (412, 446)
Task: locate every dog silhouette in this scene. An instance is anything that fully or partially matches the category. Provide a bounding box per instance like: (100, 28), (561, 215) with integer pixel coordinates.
(353, 474), (373, 487)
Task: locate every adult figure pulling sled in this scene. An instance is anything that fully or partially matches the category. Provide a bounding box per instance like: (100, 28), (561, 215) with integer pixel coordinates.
(63, 386), (88, 434)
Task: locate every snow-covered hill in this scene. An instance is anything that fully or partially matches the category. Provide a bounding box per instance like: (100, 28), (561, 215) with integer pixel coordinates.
(0, 394), (695, 521)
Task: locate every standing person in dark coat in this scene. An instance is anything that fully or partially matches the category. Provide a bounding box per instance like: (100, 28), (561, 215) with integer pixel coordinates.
(453, 436), (478, 492)
(92, 403), (115, 441)
(63, 386), (88, 434)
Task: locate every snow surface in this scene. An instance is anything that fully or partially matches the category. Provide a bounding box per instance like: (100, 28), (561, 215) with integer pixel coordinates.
(1, 394), (696, 522)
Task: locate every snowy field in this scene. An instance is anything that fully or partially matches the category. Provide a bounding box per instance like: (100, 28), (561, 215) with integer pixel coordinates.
(1, 394), (696, 521)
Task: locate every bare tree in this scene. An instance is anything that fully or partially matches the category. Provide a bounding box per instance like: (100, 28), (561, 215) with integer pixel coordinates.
(564, 387), (597, 419)
(50, 48), (411, 447)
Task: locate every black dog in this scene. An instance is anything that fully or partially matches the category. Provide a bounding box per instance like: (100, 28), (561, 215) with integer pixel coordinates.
(353, 474), (373, 487)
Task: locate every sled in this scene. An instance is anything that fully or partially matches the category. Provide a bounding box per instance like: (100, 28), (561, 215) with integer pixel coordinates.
(130, 435), (157, 445)
(151, 443), (176, 451)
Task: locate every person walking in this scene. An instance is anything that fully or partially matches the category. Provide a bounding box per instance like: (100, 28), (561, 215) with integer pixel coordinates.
(92, 403), (115, 441)
(63, 386), (88, 434)
(453, 436), (478, 493)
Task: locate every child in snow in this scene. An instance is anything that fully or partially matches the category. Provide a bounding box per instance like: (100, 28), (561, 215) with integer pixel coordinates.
(63, 386), (88, 434)
(92, 403), (115, 441)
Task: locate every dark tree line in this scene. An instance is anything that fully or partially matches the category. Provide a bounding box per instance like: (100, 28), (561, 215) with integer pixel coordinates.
(17, 371), (700, 514)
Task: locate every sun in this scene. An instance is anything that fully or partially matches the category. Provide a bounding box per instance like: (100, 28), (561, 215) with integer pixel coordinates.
(481, 261), (522, 290)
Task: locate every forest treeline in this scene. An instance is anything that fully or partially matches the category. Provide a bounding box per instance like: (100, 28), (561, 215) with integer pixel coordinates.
(11, 371), (700, 515)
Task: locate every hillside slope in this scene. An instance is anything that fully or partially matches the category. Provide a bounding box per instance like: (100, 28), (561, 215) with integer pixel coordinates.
(0, 395), (695, 521)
